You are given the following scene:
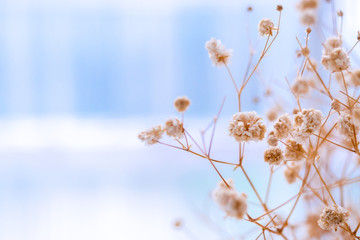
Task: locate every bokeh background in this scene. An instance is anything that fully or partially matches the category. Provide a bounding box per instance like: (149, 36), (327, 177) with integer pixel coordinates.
(0, 0), (359, 239)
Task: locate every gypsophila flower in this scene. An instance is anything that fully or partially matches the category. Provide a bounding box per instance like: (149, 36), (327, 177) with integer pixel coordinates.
(292, 78), (310, 96)
(264, 147), (284, 165)
(350, 70), (360, 86)
(337, 112), (359, 138)
(300, 10), (317, 26)
(205, 38), (233, 67)
(228, 111), (266, 142)
(164, 118), (184, 138)
(284, 163), (301, 184)
(318, 205), (350, 231)
(138, 125), (164, 145)
(297, 0), (319, 10)
(266, 107), (279, 122)
(274, 114), (293, 139)
(212, 179), (247, 219)
(331, 99), (341, 111)
(258, 19), (275, 36)
(267, 131), (278, 146)
(294, 108), (323, 142)
(174, 96), (191, 112)
(285, 139), (305, 161)
(323, 37), (341, 53)
(321, 48), (350, 72)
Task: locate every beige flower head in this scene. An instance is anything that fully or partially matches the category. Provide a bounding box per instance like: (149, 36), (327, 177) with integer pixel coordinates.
(284, 163), (301, 184)
(350, 70), (360, 86)
(212, 179), (248, 219)
(174, 96), (191, 112)
(274, 114), (293, 139)
(228, 111), (266, 142)
(264, 147), (284, 165)
(205, 38), (233, 67)
(267, 131), (278, 146)
(321, 48), (350, 72)
(258, 18), (275, 36)
(318, 205), (350, 231)
(164, 118), (184, 138)
(331, 99), (341, 111)
(297, 0), (319, 11)
(285, 139), (305, 161)
(300, 10), (317, 26)
(337, 112), (359, 137)
(294, 108), (323, 142)
(138, 125), (164, 145)
(292, 78), (310, 96)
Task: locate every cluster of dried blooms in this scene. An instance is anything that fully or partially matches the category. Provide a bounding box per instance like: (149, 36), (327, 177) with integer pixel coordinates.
(139, 2), (360, 239)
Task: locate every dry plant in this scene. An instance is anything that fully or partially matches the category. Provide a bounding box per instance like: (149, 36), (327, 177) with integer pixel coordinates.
(138, 1), (360, 239)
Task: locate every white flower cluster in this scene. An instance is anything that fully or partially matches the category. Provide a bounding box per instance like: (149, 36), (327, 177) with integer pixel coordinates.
(228, 111), (266, 142)
(205, 38), (233, 67)
(318, 205), (350, 231)
(258, 19), (275, 36)
(321, 37), (350, 72)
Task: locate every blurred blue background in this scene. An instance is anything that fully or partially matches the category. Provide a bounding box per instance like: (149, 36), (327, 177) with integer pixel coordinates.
(0, 0), (358, 239)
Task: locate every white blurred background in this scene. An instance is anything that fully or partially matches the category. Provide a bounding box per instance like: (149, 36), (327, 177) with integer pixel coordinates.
(0, 0), (359, 239)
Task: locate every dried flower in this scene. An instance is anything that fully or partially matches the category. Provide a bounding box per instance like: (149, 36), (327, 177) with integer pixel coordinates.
(331, 99), (341, 111)
(351, 108), (360, 127)
(138, 125), (164, 145)
(266, 107), (279, 122)
(284, 163), (301, 184)
(274, 114), (293, 139)
(174, 96), (191, 112)
(306, 27), (312, 34)
(297, 0), (319, 11)
(247, 6), (253, 12)
(205, 38), (233, 67)
(323, 37), (341, 53)
(212, 179), (248, 219)
(276, 5), (283, 11)
(292, 78), (310, 96)
(258, 19), (275, 36)
(164, 118), (184, 138)
(264, 147), (284, 165)
(357, 31), (360, 41)
(267, 131), (278, 146)
(285, 139), (305, 161)
(294, 108), (323, 142)
(337, 10), (343, 17)
(301, 47), (310, 56)
(350, 70), (360, 86)
(318, 205), (350, 231)
(321, 48), (350, 72)
(228, 111), (266, 142)
(300, 10), (317, 26)
(337, 112), (359, 137)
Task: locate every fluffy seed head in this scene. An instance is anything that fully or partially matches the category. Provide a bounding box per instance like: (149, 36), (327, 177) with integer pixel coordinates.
(264, 147), (284, 165)
(174, 96), (191, 112)
(164, 118), (184, 138)
(138, 125), (164, 145)
(318, 205), (350, 231)
(205, 38), (233, 67)
(323, 37), (341, 53)
(228, 111), (266, 142)
(258, 19), (275, 36)
(274, 114), (293, 139)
